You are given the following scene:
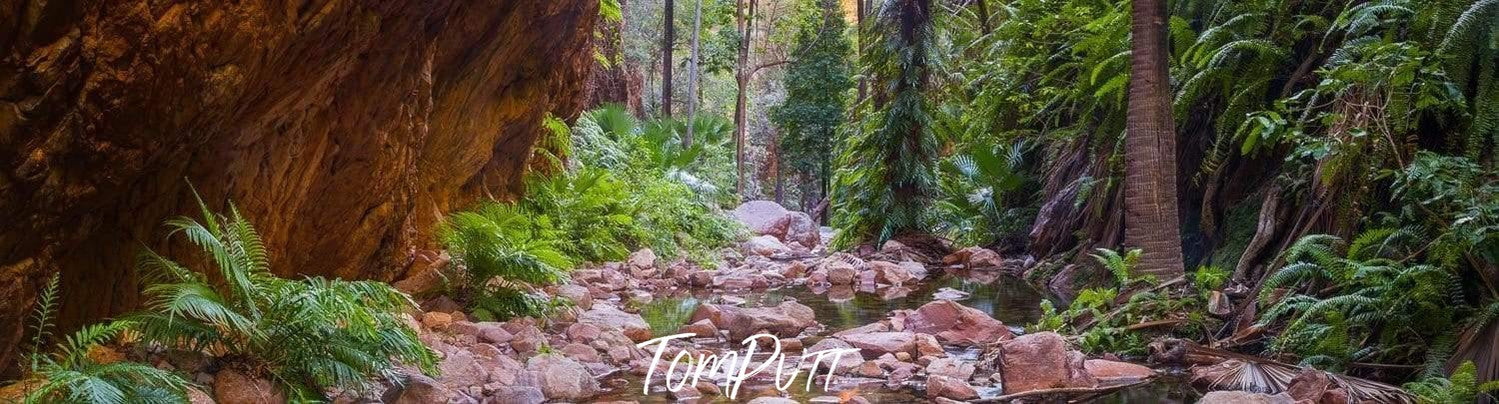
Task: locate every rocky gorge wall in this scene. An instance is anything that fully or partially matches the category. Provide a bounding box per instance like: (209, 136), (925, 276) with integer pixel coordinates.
(0, 0), (597, 373)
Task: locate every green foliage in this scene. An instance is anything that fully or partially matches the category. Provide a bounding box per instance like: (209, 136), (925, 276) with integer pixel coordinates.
(1091, 248), (1154, 287)
(24, 320), (193, 404)
(773, 0), (853, 190)
(131, 201), (436, 400)
(1258, 230), (1464, 371)
(831, 0), (941, 247)
(933, 141), (1037, 247)
(521, 169), (638, 263)
(1404, 361), (1499, 404)
(441, 201), (574, 320)
(25, 273), (60, 372)
(1438, 0), (1499, 164)
(1193, 264), (1231, 293)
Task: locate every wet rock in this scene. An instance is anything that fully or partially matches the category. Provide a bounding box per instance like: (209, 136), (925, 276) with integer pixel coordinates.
(826, 262), (858, 285)
(1197, 391), (1297, 404)
(387, 373), (453, 404)
(526, 354), (599, 401)
(214, 369), (284, 404)
(806, 338), (865, 373)
(899, 261), (930, 280)
(679, 319), (719, 338)
(827, 286), (856, 302)
(577, 305), (652, 342)
(867, 261), (912, 285)
(906, 300), (1013, 346)
(1083, 359), (1155, 384)
(745, 235), (792, 256)
(996, 332), (1094, 394)
(926, 357), (976, 380)
(857, 361), (885, 377)
(943, 246), (1003, 269)
(711, 303), (816, 341)
(835, 322), (891, 337)
(839, 332), (918, 357)
(932, 287), (970, 301)
(881, 286), (914, 300)
(926, 375), (979, 400)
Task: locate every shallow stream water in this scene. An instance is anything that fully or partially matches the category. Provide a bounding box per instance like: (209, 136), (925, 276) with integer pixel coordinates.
(596, 275), (1200, 403)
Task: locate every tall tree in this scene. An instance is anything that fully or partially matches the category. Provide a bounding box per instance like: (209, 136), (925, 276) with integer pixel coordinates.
(733, 0), (758, 196)
(772, 0), (852, 212)
(1123, 0), (1185, 279)
(661, 0), (676, 117)
(684, 0), (704, 147)
(830, 0), (938, 247)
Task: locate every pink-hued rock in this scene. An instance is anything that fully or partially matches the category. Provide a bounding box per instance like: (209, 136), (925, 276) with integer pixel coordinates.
(213, 369), (284, 404)
(1197, 391), (1297, 404)
(557, 284), (593, 310)
(679, 319), (719, 338)
(714, 303), (816, 341)
(732, 201), (792, 235)
(926, 375), (979, 400)
(926, 357), (976, 380)
(526, 355), (599, 400)
(838, 332), (918, 358)
(906, 300), (1013, 346)
(1083, 359), (1155, 384)
(867, 261), (913, 285)
(997, 332), (1095, 394)
(744, 235), (792, 256)
(943, 246), (1003, 268)
(577, 305), (652, 342)
(806, 337), (864, 374)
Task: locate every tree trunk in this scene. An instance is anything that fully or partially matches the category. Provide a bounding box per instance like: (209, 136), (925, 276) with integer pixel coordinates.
(1124, 0), (1186, 279)
(855, 0), (867, 103)
(661, 0), (675, 117)
(734, 0), (756, 196)
(974, 0), (993, 34)
(685, 0), (703, 147)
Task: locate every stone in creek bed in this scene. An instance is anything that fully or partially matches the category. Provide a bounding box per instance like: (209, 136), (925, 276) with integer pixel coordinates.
(905, 300), (1013, 347)
(838, 332), (919, 358)
(925, 375), (979, 401)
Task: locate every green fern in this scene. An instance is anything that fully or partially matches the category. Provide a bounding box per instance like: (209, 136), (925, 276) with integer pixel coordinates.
(23, 320), (193, 404)
(130, 200), (436, 400)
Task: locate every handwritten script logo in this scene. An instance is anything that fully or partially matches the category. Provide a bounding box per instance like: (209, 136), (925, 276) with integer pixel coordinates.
(635, 333), (862, 400)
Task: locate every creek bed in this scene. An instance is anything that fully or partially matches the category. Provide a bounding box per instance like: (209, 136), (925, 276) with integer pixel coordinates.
(594, 275), (1201, 403)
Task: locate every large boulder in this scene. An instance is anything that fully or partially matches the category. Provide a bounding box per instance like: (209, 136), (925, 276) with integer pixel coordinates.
(577, 305), (652, 342)
(943, 246), (1003, 268)
(996, 332), (1094, 394)
(526, 355), (600, 401)
(805, 338), (864, 374)
(926, 357), (976, 380)
(906, 300), (1013, 346)
(767, 211), (821, 247)
(732, 201), (792, 235)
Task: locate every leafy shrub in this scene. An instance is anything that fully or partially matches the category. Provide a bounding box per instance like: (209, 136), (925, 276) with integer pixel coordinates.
(18, 275), (194, 404)
(130, 201), (436, 400)
(521, 168), (638, 263)
(933, 141), (1038, 248)
(1404, 361), (1499, 404)
(439, 201), (573, 320)
(1257, 230), (1464, 371)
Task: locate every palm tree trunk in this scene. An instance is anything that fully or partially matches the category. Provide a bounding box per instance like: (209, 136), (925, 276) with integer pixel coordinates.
(1124, 0), (1185, 279)
(661, 0), (675, 117)
(684, 0), (703, 147)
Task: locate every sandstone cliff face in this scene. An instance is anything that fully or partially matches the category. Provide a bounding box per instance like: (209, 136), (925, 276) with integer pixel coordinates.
(0, 0), (597, 372)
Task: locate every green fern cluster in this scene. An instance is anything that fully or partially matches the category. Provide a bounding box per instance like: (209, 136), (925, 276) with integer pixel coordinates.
(1258, 230), (1465, 371)
(18, 275), (194, 404)
(1405, 361), (1499, 404)
(130, 201), (437, 400)
(932, 140), (1038, 248)
(440, 201), (573, 320)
